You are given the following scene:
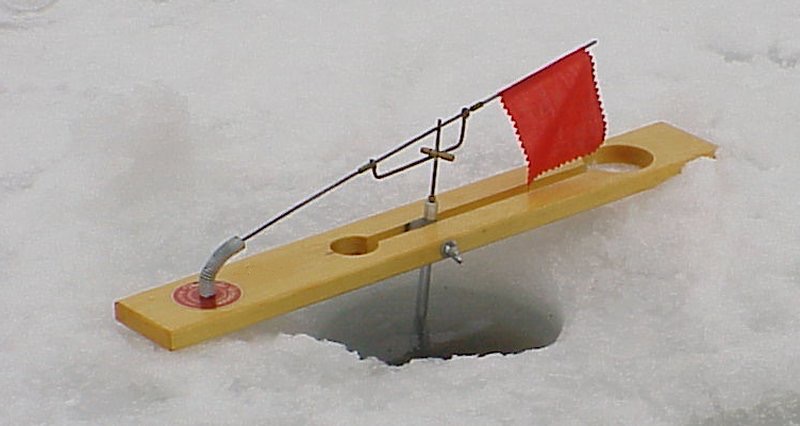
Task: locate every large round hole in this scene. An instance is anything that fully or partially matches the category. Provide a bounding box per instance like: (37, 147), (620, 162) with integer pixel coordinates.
(587, 145), (654, 173)
(264, 257), (562, 365)
(316, 283), (561, 365)
(330, 236), (378, 256)
(254, 237), (562, 365)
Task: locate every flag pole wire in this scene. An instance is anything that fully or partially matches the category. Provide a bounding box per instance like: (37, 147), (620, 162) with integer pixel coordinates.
(428, 118), (443, 200)
(241, 39), (596, 242)
(240, 110), (469, 242)
(198, 40), (598, 298)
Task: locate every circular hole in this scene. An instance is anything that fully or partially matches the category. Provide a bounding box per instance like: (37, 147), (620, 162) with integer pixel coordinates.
(280, 263), (561, 365)
(330, 236), (378, 256)
(587, 145), (654, 173)
(333, 285), (560, 365)
(254, 237), (562, 366)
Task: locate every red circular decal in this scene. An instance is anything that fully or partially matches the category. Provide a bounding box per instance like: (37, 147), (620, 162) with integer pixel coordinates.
(172, 281), (242, 309)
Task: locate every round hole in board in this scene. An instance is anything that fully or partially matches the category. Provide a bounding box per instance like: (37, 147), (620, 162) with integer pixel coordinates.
(330, 236), (378, 256)
(586, 145), (654, 173)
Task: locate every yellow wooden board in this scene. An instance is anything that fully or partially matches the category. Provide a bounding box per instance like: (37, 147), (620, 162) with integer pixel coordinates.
(115, 122), (716, 350)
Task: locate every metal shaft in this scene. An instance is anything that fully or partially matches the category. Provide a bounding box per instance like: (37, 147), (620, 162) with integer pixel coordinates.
(411, 198), (438, 353)
(413, 264), (432, 353)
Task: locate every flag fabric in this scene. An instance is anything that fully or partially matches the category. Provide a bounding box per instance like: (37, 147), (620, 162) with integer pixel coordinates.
(500, 47), (606, 184)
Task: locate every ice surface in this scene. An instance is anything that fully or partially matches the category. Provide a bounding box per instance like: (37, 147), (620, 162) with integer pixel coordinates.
(2, 0), (799, 424)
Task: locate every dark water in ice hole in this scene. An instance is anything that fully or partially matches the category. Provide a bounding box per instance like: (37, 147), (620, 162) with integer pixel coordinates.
(256, 261), (563, 365)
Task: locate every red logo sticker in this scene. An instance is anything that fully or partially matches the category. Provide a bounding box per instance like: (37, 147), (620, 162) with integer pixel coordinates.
(172, 281), (242, 309)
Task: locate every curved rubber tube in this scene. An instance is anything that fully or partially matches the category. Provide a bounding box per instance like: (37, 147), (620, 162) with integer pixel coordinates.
(198, 236), (246, 298)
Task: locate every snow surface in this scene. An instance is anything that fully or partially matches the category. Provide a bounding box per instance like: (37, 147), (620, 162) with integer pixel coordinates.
(2, 0), (800, 424)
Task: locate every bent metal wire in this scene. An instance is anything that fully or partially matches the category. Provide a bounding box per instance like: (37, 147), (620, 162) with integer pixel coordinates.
(242, 101), (483, 243)
(198, 40), (599, 298)
(197, 101), (486, 299)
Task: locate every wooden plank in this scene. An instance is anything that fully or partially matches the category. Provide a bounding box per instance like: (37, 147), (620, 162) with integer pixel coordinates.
(115, 122), (716, 350)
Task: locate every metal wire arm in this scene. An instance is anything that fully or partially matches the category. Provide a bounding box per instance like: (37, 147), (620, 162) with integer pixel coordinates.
(197, 39), (599, 296)
(368, 106), (472, 180)
(197, 102), (484, 297)
(242, 101), (485, 243)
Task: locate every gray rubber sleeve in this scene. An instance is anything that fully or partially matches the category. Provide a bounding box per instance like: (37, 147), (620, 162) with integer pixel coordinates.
(198, 236), (246, 298)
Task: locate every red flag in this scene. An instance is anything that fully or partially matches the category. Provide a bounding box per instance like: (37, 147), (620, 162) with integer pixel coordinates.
(500, 47), (606, 183)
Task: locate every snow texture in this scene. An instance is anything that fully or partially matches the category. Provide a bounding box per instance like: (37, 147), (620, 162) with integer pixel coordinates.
(1, 0), (799, 424)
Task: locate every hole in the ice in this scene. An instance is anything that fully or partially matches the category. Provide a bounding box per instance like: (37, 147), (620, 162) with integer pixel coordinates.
(320, 284), (560, 365)
(307, 272), (561, 365)
(587, 144), (653, 173)
(256, 236), (561, 366)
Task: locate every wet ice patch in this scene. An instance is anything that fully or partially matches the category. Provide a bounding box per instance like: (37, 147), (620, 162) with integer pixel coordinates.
(65, 83), (205, 278)
(0, 167), (41, 200)
(694, 392), (800, 425)
(2, 0), (57, 12)
(70, 83), (191, 199)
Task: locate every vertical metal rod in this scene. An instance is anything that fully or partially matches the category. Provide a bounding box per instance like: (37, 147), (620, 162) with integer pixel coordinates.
(428, 119), (442, 199)
(411, 197), (438, 353)
(413, 264), (432, 353)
